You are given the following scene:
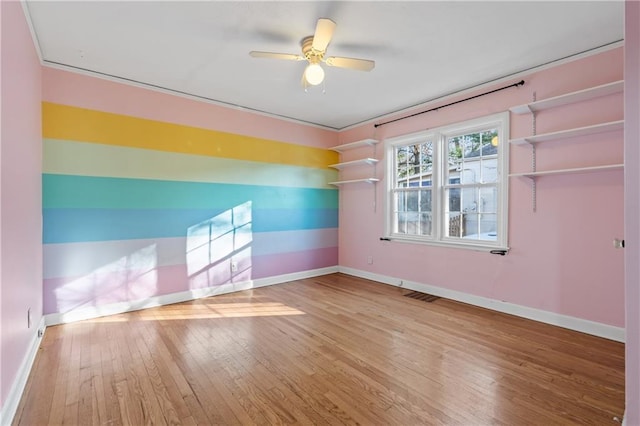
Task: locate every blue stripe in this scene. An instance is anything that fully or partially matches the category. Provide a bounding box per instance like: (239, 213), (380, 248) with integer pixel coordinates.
(43, 208), (339, 243)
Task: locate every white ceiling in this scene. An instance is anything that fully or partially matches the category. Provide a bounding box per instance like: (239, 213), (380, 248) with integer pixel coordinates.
(25, 1), (624, 130)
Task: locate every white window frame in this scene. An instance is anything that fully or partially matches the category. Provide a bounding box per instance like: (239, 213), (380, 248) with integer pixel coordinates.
(384, 112), (509, 252)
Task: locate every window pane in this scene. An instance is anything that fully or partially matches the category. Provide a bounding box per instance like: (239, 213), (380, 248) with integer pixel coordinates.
(478, 213), (497, 240)
(458, 167), (478, 184)
(479, 186), (497, 213)
(420, 190), (431, 213)
(420, 142), (434, 176)
(406, 191), (418, 212)
(396, 212), (408, 234)
(481, 158), (498, 183)
(461, 187), (478, 214)
(397, 146), (408, 164)
(419, 190), (432, 236)
(447, 212), (464, 238)
(462, 213), (479, 239)
(449, 188), (460, 212)
(448, 136), (464, 183)
(397, 165), (410, 185)
(420, 213), (432, 236)
(401, 212), (419, 235)
(396, 191), (407, 212)
(445, 188), (459, 214)
(396, 146), (408, 186)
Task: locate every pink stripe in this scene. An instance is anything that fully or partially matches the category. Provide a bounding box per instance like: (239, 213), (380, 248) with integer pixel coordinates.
(42, 67), (337, 148)
(43, 247), (338, 315)
(252, 247), (338, 279)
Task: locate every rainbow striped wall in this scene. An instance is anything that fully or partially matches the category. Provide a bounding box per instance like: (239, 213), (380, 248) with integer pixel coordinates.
(42, 85), (339, 317)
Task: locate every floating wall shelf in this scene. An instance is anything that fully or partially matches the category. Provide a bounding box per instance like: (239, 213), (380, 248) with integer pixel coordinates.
(329, 178), (380, 186)
(510, 80), (623, 114)
(509, 120), (624, 145)
(329, 158), (379, 169)
(329, 138), (379, 152)
(510, 164), (623, 180)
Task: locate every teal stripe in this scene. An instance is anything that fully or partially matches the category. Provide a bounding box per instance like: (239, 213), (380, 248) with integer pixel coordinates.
(44, 139), (337, 189)
(43, 174), (338, 209)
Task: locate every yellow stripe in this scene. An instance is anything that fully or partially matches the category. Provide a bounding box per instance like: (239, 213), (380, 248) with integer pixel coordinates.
(42, 102), (338, 168)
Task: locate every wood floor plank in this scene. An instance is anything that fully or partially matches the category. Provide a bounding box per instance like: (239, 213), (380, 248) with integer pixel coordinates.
(98, 326), (124, 426)
(14, 273), (625, 425)
(46, 326), (73, 425)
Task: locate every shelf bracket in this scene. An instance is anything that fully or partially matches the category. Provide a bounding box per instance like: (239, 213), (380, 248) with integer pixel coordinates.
(373, 142), (378, 213)
(531, 144), (537, 212)
(531, 92), (537, 212)
(531, 177), (537, 212)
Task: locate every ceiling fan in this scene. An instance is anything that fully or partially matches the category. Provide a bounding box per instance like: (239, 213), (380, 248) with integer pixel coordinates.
(249, 18), (375, 87)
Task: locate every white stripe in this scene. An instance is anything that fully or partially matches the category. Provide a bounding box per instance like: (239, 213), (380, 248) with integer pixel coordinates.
(44, 229), (338, 279)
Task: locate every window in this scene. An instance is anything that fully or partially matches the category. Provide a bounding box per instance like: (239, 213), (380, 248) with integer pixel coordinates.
(385, 112), (509, 250)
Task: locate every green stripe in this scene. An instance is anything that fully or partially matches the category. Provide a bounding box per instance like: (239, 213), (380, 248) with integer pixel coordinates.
(43, 174), (339, 210)
(44, 139), (337, 189)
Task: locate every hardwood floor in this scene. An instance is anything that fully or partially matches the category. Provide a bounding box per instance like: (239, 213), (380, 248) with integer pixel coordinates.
(14, 273), (624, 425)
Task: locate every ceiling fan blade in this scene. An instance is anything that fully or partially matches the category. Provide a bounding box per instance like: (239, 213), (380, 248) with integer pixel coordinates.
(249, 51), (305, 61)
(312, 18), (336, 52)
(325, 56), (375, 71)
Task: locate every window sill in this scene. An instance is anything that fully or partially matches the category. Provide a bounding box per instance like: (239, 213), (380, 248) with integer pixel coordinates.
(382, 235), (510, 253)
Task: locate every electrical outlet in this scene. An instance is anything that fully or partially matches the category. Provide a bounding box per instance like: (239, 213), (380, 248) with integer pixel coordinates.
(231, 261), (239, 272)
(27, 308), (32, 328)
(367, 256), (373, 265)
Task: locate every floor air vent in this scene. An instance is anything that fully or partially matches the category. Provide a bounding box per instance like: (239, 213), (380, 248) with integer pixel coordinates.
(403, 291), (441, 302)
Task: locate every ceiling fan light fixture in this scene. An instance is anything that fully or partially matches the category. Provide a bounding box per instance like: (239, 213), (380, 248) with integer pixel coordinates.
(304, 63), (325, 86)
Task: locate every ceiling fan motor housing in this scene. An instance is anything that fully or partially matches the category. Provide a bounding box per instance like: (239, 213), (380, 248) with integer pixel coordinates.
(302, 36), (324, 64)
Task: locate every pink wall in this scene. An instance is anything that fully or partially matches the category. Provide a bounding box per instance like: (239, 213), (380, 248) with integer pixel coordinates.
(0, 0), (43, 412)
(42, 67), (338, 149)
(339, 48), (625, 328)
(625, 1), (640, 423)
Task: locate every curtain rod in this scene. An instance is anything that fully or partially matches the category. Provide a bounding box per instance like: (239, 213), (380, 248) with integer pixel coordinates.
(374, 80), (525, 128)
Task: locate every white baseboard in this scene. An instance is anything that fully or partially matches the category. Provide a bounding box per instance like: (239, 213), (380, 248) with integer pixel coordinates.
(338, 267), (625, 343)
(45, 266), (338, 326)
(0, 317), (46, 426)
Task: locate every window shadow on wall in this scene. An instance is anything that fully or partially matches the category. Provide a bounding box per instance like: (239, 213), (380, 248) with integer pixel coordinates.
(186, 201), (253, 289)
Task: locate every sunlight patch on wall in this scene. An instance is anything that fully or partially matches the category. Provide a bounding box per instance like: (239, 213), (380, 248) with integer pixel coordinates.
(186, 201), (253, 288)
(53, 244), (158, 314)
